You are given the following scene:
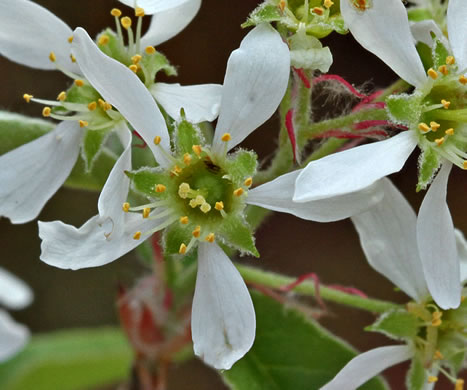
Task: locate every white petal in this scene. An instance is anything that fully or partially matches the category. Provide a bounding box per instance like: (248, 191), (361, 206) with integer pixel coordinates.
(320, 345), (413, 390)
(192, 243), (255, 370)
(151, 83), (222, 123)
(140, 0), (201, 46)
(351, 179), (429, 301)
(0, 268), (33, 310)
(118, 0), (197, 15)
(0, 310), (29, 362)
(447, 0), (467, 71)
(212, 24), (290, 153)
(417, 163), (461, 309)
(0, 0), (79, 73)
(294, 132), (417, 202)
(340, 0), (426, 88)
(410, 20), (449, 49)
(455, 229), (467, 283)
(0, 121), (81, 224)
(248, 170), (384, 222)
(72, 28), (171, 167)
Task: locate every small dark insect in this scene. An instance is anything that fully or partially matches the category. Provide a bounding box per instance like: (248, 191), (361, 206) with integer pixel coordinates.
(204, 159), (221, 173)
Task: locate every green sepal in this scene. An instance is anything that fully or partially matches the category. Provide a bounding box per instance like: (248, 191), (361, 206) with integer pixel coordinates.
(242, 4), (282, 28)
(416, 42), (434, 71)
(163, 223), (193, 256)
(406, 355), (427, 390)
(416, 146), (440, 191)
(126, 167), (171, 198)
(64, 83), (101, 105)
(438, 333), (466, 374)
(218, 215), (259, 257)
(141, 51), (177, 85)
(81, 128), (111, 172)
(408, 8), (433, 22)
(432, 39), (450, 69)
(97, 29), (129, 66)
(386, 93), (423, 124)
(225, 149), (258, 185)
(366, 309), (419, 341)
(175, 118), (203, 155)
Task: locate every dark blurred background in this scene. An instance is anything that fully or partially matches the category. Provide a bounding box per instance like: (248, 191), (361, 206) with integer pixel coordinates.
(0, 1), (465, 389)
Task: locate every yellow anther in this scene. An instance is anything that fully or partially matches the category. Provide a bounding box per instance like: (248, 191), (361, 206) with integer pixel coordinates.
(215, 201), (224, 211)
(143, 207), (150, 218)
(129, 64), (138, 73)
(135, 7), (145, 17)
(98, 35), (110, 45)
(154, 136), (161, 145)
(70, 54), (76, 63)
(456, 379), (464, 390)
(445, 128), (454, 136)
(427, 376), (438, 383)
(430, 121), (440, 131)
(49, 52), (56, 62)
(434, 137), (445, 147)
(432, 311), (443, 320)
(192, 226), (201, 238)
(155, 184), (166, 193)
(438, 65), (449, 76)
(111, 8), (122, 17)
(279, 0), (286, 11)
(131, 54), (142, 64)
(192, 145), (202, 156)
(122, 202), (130, 212)
(463, 161), (467, 170)
(313, 7), (324, 15)
(42, 107), (51, 117)
(427, 68), (438, 79)
(189, 199), (198, 208)
(183, 153), (192, 165)
(244, 177), (253, 187)
(324, 0), (334, 8)
(462, 296), (466, 302)
(205, 233), (215, 243)
(433, 350), (444, 360)
(446, 56), (455, 65)
(98, 98), (105, 108)
(145, 46), (156, 55)
(200, 202), (212, 213)
(121, 16), (132, 30)
(178, 183), (190, 198)
(57, 91), (66, 101)
(133, 231), (142, 240)
(75, 79), (85, 87)
(171, 165), (182, 176)
(418, 122), (430, 132)
(233, 188), (244, 197)
(79, 120), (89, 128)
(23, 93), (33, 103)
(459, 75), (467, 85)
(88, 101), (97, 111)
(195, 195), (205, 205)
(221, 133), (231, 142)
(441, 99), (451, 109)
(103, 102), (112, 111)
(180, 216), (189, 225)
(68, 36), (74, 43)
(179, 243), (187, 254)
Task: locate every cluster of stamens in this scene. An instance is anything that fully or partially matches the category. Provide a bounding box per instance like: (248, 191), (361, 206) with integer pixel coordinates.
(279, 0), (335, 24)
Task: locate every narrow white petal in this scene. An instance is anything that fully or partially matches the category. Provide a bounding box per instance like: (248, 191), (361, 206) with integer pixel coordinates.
(320, 345), (413, 390)
(0, 121), (81, 224)
(118, 0), (196, 15)
(294, 132), (417, 202)
(340, 0), (426, 88)
(72, 28), (171, 167)
(417, 163), (461, 309)
(141, 0), (201, 46)
(455, 230), (467, 283)
(0, 0), (79, 73)
(351, 179), (429, 301)
(213, 24), (290, 153)
(410, 20), (449, 49)
(248, 170), (384, 222)
(0, 310), (29, 362)
(0, 268), (33, 310)
(192, 243), (255, 370)
(447, 0), (467, 71)
(151, 83), (222, 123)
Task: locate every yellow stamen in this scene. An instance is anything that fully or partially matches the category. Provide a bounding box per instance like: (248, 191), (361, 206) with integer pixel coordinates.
(215, 201), (224, 211)
(145, 46), (156, 55)
(192, 145), (202, 156)
(68, 36), (74, 43)
(42, 107), (51, 117)
(434, 137), (445, 147)
(279, 0), (286, 11)
(171, 165), (182, 176)
(427, 68), (438, 79)
(103, 102), (112, 111)
(75, 79), (84, 87)
(192, 226), (201, 238)
(154, 136), (161, 145)
(88, 101), (97, 111)
(446, 56), (455, 65)
(427, 376), (438, 383)
(155, 184), (166, 193)
(183, 153), (192, 165)
(23, 93), (33, 103)
(313, 7), (324, 15)
(133, 231), (142, 240)
(180, 216), (189, 225)
(135, 7), (145, 17)
(70, 54), (76, 63)
(111, 8), (122, 17)
(98, 35), (110, 45)
(200, 202), (212, 213)
(441, 99), (451, 109)
(244, 177), (253, 187)
(122, 202), (130, 212)
(79, 120), (89, 128)
(233, 188), (244, 197)
(57, 91), (67, 101)
(324, 0), (334, 8)
(189, 199), (198, 208)
(143, 208), (150, 218)
(179, 243), (187, 254)
(433, 350), (444, 360)
(221, 133), (231, 142)
(49, 52), (56, 62)
(445, 128), (454, 136)
(205, 233), (215, 243)
(121, 16), (132, 30)
(418, 122), (430, 132)
(463, 161), (467, 170)
(178, 183), (190, 198)
(459, 75), (467, 85)
(98, 99), (105, 108)
(456, 379), (464, 390)
(430, 121), (440, 132)
(438, 65), (448, 76)
(131, 54), (142, 64)
(129, 64), (138, 73)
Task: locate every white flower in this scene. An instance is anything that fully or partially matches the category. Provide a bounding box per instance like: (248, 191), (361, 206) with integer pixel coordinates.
(320, 179), (467, 390)
(0, 0), (219, 224)
(38, 23), (385, 370)
(0, 267), (33, 362)
(294, 0), (467, 309)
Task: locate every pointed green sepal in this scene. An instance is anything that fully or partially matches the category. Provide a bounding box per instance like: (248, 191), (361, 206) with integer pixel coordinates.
(218, 215), (259, 257)
(366, 309), (419, 341)
(408, 8), (433, 22)
(433, 39), (450, 69)
(64, 83), (101, 105)
(141, 51), (177, 85)
(416, 146), (440, 191)
(225, 149), (258, 185)
(96, 29), (129, 66)
(163, 223), (193, 256)
(175, 119), (203, 155)
(242, 4), (282, 28)
(81, 129), (111, 172)
(406, 355), (427, 390)
(386, 93), (423, 124)
(126, 167), (171, 198)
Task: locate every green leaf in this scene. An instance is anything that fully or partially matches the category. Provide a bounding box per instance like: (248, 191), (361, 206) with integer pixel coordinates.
(175, 119), (203, 154)
(406, 355), (426, 390)
(225, 149), (258, 185)
(218, 215), (259, 257)
(242, 4), (282, 28)
(127, 167), (171, 198)
(0, 112), (53, 156)
(0, 328), (132, 390)
(81, 128), (110, 172)
(222, 292), (388, 390)
(416, 146), (440, 191)
(366, 310), (419, 341)
(386, 93), (423, 124)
